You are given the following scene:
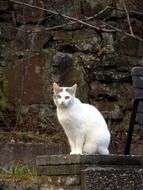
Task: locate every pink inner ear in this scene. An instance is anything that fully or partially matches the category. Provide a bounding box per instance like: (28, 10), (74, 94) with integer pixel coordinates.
(71, 84), (77, 94)
(53, 83), (60, 94)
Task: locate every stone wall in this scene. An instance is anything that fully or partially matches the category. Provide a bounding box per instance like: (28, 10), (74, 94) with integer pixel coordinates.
(0, 0), (143, 154)
(36, 154), (143, 190)
(0, 143), (66, 168)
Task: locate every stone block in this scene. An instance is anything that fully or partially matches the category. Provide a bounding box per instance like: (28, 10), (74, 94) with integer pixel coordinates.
(0, 143), (64, 168)
(37, 165), (81, 175)
(39, 175), (80, 186)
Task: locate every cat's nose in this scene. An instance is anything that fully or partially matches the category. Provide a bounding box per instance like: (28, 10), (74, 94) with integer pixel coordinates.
(61, 101), (64, 105)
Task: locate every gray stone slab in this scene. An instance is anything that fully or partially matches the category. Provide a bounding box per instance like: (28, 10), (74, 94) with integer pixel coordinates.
(36, 154), (143, 166)
(37, 164), (82, 175)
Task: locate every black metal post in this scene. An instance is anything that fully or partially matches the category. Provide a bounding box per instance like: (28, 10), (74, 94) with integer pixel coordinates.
(124, 99), (139, 155)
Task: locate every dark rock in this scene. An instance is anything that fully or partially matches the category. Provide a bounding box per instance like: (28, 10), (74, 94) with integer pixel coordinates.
(0, 0), (9, 11)
(53, 52), (73, 68)
(119, 37), (143, 57)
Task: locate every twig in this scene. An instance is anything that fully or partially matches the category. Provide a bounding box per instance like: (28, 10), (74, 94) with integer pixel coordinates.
(85, 6), (112, 21)
(7, 6), (113, 33)
(113, 7), (143, 16)
(122, 0), (134, 36)
(99, 19), (143, 42)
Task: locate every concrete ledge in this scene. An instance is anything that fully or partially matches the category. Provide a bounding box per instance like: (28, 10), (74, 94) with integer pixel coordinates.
(36, 154), (143, 166)
(36, 154), (143, 190)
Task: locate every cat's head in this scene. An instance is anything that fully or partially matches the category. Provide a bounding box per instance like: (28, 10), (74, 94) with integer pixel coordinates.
(53, 83), (77, 108)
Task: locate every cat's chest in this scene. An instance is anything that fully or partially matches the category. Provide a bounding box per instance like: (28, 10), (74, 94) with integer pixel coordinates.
(57, 108), (80, 127)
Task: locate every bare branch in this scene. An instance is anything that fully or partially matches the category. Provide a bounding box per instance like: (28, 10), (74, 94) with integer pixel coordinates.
(99, 20), (143, 42)
(113, 6), (143, 16)
(122, 0), (134, 36)
(85, 6), (112, 21)
(8, 0), (143, 42)
(8, 0), (114, 32)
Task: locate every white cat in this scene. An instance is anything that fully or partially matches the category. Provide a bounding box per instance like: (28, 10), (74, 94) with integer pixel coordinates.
(53, 82), (110, 155)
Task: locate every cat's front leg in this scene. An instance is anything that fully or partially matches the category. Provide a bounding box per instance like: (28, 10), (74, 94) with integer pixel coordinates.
(74, 134), (85, 155)
(68, 138), (76, 155)
(69, 138), (83, 155)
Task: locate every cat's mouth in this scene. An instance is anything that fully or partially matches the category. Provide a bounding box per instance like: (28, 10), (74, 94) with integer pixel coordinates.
(60, 102), (67, 107)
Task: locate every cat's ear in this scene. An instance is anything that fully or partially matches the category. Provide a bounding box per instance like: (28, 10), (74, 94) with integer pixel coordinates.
(53, 82), (60, 94)
(70, 84), (77, 95)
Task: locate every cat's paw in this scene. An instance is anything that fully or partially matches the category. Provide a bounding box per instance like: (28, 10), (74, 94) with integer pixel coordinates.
(70, 151), (75, 155)
(70, 151), (82, 155)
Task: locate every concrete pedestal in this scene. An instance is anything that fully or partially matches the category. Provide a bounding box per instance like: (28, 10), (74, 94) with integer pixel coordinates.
(36, 154), (143, 190)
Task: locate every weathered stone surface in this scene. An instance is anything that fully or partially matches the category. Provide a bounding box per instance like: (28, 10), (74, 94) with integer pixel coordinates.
(37, 165), (82, 175)
(14, 0), (45, 24)
(36, 154), (143, 166)
(6, 53), (45, 105)
(82, 167), (143, 190)
(0, 22), (16, 40)
(40, 184), (81, 190)
(36, 154), (143, 190)
(0, 40), (16, 62)
(72, 29), (101, 53)
(119, 37), (143, 57)
(53, 52), (73, 68)
(15, 25), (51, 52)
(0, 143), (64, 168)
(39, 175), (80, 186)
(81, 0), (113, 17)
(45, 0), (81, 18)
(89, 82), (118, 100)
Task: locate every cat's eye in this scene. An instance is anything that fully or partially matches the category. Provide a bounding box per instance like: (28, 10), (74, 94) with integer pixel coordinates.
(57, 95), (61, 99)
(65, 96), (70, 99)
